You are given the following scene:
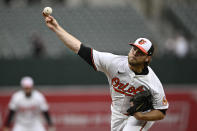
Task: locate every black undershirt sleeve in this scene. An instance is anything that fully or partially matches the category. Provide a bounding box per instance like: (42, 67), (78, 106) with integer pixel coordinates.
(42, 111), (53, 126)
(78, 44), (97, 70)
(4, 110), (15, 127)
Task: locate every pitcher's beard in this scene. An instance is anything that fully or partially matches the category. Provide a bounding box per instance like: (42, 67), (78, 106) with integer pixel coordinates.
(25, 92), (32, 98)
(129, 61), (144, 66)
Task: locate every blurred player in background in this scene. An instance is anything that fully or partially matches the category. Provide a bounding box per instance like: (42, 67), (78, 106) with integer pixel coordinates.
(43, 13), (169, 131)
(3, 76), (55, 131)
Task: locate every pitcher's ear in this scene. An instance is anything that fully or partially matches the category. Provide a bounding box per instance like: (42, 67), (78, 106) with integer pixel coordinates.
(145, 56), (151, 63)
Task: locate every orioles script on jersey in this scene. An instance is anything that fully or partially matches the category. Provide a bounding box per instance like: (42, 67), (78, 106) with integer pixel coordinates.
(111, 77), (145, 96)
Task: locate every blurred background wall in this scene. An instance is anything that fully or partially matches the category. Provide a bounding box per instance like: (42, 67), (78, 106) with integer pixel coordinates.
(0, 0), (197, 85)
(0, 0), (197, 131)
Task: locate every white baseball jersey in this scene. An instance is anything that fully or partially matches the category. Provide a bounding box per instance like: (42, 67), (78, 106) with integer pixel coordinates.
(92, 50), (169, 131)
(9, 90), (49, 131)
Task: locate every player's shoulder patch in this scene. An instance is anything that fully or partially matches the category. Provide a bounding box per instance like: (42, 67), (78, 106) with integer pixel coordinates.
(162, 96), (168, 106)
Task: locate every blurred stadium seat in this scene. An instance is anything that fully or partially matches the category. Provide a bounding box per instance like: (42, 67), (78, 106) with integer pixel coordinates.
(0, 1), (152, 58)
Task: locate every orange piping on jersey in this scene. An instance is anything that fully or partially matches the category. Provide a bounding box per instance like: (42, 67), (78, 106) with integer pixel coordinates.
(91, 48), (97, 71)
(140, 121), (147, 131)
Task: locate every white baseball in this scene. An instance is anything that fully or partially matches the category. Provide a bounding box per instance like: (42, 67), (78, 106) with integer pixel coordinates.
(43, 7), (52, 16)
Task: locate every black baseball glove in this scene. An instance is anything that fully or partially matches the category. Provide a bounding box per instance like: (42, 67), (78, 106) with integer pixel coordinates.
(127, 90), (153, 116)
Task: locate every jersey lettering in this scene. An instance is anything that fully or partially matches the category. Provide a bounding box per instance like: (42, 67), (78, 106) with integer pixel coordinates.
(111, 77), (145, 96)
(19, 106), (37, 112)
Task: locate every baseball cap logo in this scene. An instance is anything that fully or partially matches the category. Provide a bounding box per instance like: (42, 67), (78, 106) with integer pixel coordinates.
(138, 39), (146, 45)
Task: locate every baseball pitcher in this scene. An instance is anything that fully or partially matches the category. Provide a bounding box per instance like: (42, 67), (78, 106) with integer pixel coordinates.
(43, 13), (169, 131)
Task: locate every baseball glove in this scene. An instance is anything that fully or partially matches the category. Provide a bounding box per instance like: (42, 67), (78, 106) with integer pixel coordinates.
(127, 90), (153, 116)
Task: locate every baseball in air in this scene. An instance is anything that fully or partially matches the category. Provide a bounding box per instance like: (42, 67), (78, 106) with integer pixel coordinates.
(43, 7), (52, 15)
